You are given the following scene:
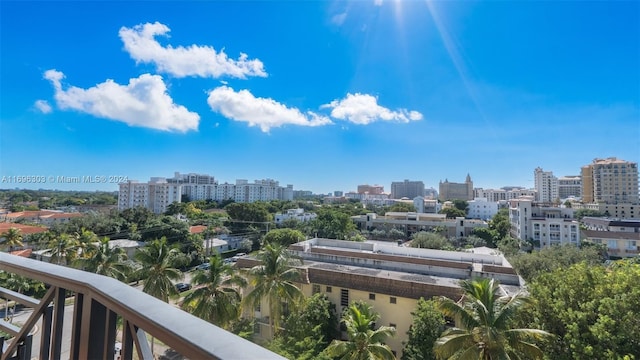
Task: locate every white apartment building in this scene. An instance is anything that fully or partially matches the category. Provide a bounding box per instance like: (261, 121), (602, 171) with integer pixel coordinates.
(148, 179), (182, 214)
(474, 188), (537, 202)
(118, 181), (150, 210)
(118, 173), (294, 213)
(534, 167), (558, 203)
(274, 208), (317, 225)
(509, 197), (580, 248)
(467, 197), (498, 220)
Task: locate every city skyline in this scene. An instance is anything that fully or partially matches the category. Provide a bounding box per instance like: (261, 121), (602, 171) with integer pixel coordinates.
(1, 1), (638, 194)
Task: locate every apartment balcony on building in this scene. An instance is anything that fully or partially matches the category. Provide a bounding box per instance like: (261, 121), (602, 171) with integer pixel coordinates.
(0, 253), (284, 360)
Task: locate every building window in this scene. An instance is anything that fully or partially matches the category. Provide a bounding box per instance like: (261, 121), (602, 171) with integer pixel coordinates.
(340, 289), (349, 307)
(312, 284), (321, 294)
(390, 297), (397, 304)
(326, 286), (332, 293)
(369, 293), (376, 300)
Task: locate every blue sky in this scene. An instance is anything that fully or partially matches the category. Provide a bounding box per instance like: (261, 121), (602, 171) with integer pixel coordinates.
(1, 1), (638, 194)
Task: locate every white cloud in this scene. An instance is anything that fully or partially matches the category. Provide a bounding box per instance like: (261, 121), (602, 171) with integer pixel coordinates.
(34, 100), (52, 114)
(207, 86), (332, 132)
(322, 93), (423, 125)
(119, 22), (267, 79)
(332, 12), (348, 26)
(374, 0), (383, 6)
(44, 69), (200, 132)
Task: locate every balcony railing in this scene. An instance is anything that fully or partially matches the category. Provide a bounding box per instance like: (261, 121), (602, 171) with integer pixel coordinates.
(0, 253), (284, 360)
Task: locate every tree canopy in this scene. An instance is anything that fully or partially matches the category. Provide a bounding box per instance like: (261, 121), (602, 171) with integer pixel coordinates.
(402, 298), (445, 360)
(518, 261), (640, 359)
(435, 278), (551, 359)
(410, 232), (454, 251)
(508, 244), (605, 282)
(263, 228), (306, 247)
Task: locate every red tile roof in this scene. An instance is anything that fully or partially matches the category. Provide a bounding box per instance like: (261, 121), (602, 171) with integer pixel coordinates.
(189, 225), (207, 234)
(9, 249), (32, 257)
(0, 223), (48, 235)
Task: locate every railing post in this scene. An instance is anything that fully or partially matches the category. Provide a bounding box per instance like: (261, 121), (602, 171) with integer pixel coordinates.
(40, 305), (53, 360)
(50, 287), (66, 360)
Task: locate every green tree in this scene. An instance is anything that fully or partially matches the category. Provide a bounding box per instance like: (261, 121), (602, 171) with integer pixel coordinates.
(182, 254), (247, 329)
(1, 228), (23, 252)
(574, 209), (604, 220)
(263, 228), (306, 247)
(410, 232), (454, 251)
(488, 209), (511, 241)
(388, 202), (417, 213)
(225, 202), (272, 233)
(439, 208), (466, 219)
(508, 244), (604, 282)
(74, 237), (133, 281)
(402, 298), (446, 360)
(324, 301), (396, 360)
(134, 237), (184, 302)
(435, 278), (551, 360)
(47, 233), (80, 265)
(472, 228), (499, 248)
(244, 243), (304, 336)
(134, 237), (184, 357)
(268, 293), (339, 360)
(518, 261), (640, 359)
(452, 200), (469, 213)
(308, 208), (357, 240)
(497, 236), (521, 256)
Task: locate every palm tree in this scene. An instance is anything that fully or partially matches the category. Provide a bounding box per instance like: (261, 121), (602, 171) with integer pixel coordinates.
(1, 228), (23, 252)
(74, 228), (98, 256)
(47, 234), (79, 265)
(75, 237), (133, 281)
(134, 237), (183, 302)
(434, 278), (552, 360)
(324, 301), (396, 360)
(134, 237), (184, 356)
(181, 254), (247, 328)
(243, 242), (304, 336)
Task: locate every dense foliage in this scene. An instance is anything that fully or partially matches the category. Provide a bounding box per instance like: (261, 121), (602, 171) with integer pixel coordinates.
(518, 261), (640, 359)
(268, 293), (338, 360)
(402, 298), (445, 360)
(410, 232), (454, 250)
(435, 278), (551, 359)
(508, 244), (605, 282)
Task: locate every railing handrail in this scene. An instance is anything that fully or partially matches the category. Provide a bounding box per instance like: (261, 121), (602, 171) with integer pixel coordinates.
(0, 253), (285, 360)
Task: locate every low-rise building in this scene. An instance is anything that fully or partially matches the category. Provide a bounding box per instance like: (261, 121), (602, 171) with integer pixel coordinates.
(467, 197), (498, 220)
(274, 208), (317, 225)
(352, 212), (487, 239)
(581, 217), (640, 258)
(238, 238), (523, 358)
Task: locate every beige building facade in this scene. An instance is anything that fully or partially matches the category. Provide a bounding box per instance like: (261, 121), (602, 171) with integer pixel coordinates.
(238, 238), (523, 358)
(581, 157), (639, 205)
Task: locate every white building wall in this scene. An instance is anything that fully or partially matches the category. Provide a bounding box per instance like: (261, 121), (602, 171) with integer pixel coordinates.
(468, 198), (498, 220)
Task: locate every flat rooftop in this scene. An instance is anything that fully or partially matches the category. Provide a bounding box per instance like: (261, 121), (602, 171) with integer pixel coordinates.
(283, 238), (523, 298)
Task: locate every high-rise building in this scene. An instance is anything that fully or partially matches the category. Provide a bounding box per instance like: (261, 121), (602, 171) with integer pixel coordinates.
(581, 157), (639, 204)
(558, 175), (582, 199)
(534, 167), (558, 203)
(391, 180), (425, 199)
(357, 184), (384, 195)
(439, 174), (473, 201)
